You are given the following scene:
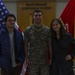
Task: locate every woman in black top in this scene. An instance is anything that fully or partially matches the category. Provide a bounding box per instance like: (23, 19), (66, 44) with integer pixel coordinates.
(50, 18), (75, 75)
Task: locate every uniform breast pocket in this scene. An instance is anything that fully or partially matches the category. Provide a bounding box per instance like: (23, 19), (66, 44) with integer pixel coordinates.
(29, 32), (36, 41)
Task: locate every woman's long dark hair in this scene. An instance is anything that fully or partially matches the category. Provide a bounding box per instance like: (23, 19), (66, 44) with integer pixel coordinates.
(50, 18), (66, 38)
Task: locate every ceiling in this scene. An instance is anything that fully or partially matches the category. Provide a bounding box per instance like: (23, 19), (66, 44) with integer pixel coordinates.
(2, 0), (69, 2)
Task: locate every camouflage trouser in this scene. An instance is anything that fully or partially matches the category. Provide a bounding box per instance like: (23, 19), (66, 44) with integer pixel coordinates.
(28, 64), (49, 75)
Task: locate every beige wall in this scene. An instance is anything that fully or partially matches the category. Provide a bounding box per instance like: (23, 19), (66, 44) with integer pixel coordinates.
(4, 1), (67, 20)
(17, 1), (56, 31)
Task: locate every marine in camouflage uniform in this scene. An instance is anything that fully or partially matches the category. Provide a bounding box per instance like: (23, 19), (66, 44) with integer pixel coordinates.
(24, 24), (51, 75)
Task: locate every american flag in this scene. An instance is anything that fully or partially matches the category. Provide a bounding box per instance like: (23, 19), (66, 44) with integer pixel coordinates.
(0, 0), (20, 31)
(0, 0), (9, 29)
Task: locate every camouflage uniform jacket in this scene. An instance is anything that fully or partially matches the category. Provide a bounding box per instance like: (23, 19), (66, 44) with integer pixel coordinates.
(24, 24), (49, 65)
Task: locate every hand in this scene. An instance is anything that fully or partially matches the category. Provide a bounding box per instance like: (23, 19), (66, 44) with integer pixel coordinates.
(65, 55), (72, 61)
(17, 63), (22, 66)
(26, 58), (30, 67)
(48, 59), (52, 65)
